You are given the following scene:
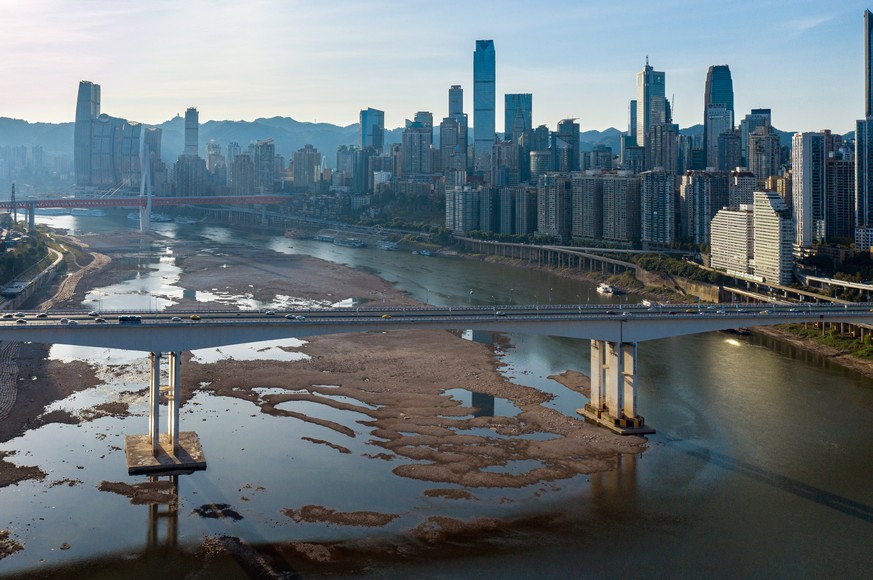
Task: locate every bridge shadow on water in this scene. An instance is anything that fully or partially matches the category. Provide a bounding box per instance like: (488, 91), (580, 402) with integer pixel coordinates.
(663, 436), (873, 524)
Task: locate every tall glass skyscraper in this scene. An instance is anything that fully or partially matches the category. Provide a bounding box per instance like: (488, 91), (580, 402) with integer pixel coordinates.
(184, 107), (199, 157)
(473, 40), (496, 173)
(635, 59), (666, 148)
(504, 93), (532, 140)
(360, 107), (385, 153)
(857, 10), (873, 248)
(74, 80), (101, 186)
(703, 65), (734, 166)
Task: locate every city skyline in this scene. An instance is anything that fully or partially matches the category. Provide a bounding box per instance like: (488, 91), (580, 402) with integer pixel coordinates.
(0, 1), (869, 133)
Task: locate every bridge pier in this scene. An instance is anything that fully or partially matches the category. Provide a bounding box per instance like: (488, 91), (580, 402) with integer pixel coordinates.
(124, 351), (206, 475)
(578, 340), (655, 435)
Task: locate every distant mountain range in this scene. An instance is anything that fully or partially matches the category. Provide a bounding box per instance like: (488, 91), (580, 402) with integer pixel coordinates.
(0, 116), (804, 168)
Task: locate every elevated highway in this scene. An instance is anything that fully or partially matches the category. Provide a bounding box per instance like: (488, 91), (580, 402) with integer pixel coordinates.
(4, 302), (869, 471)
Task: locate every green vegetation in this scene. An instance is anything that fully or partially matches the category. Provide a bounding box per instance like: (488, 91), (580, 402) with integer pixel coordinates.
(783, 323), (873, 359)
(0, 226), (50, 285)
(633, 254), (729, 285)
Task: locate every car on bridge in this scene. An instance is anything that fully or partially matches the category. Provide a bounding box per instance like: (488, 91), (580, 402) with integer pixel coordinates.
(16, 319), (26, 325)
(118, 315), (142, 324)
(190, 315), (201, 321)
(382, 314), (392, 319)
(171, 316), (182, 322)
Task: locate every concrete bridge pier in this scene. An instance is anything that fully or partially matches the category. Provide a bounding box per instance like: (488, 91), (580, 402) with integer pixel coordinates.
(124, 351), (206, 475)
(578, 340), (655, 435)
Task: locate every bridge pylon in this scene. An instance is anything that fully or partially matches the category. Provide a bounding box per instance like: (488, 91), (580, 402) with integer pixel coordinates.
(124, 351), (207, 474)
(578, 339), (655, 435)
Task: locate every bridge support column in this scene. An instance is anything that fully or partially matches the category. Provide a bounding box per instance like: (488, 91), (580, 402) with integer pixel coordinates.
(578, 340), (655, 435)
(124, 351), (206, 475)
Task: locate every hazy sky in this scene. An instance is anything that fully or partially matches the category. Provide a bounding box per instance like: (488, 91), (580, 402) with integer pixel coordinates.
(0, 0), (869, 133)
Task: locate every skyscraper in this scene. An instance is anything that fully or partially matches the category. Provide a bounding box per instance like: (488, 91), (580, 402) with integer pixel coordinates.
(184, 107), (199, 157)
(635, 58), (667, 148)
(360, 108), (385, 153)
(473, 40), (496, 173)
(554, 118), (580, 172)
(703, 65), (734, 162)
(857, 9), (873, 248)
(449, 85), (464, 118)
(704, 104), (732, 169)
(793, 132), (827, 248)
(504, 93), (532, 141)
(739, 109), (771, 167)
(753, 190), (794, 285)
(640, 169), (675, 245)
(74, 80), (100, 186)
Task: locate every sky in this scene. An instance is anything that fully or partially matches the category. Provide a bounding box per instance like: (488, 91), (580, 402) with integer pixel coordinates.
(0, 0), (869, 134)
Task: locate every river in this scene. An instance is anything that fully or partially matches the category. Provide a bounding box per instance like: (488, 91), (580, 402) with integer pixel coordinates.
(1, 212), (872, 578)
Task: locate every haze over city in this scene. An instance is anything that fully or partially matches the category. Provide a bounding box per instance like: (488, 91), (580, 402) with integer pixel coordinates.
(0, 0), (867, 132)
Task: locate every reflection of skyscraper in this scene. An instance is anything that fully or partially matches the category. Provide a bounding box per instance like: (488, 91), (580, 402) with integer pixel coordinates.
(184, 107), (199, 157)
(473, 40), (496, 173)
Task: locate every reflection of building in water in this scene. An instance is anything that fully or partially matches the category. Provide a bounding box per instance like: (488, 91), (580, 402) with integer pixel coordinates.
(146, 474), (180, 553)
(589, 452), (639, 510)
(472, 391), (495, 417)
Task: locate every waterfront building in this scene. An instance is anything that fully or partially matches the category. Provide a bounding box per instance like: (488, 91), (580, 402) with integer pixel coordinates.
(473, 40), (496, 175)
(360, 108), (385, 153)
(73, 80), (159, 190)
(536, 173), (571, 242)
(497, 186), (516, 234)
(703, 65), (734, 162)
(792, 132), (827, 248)
(225, 141), (241, 187)
(640, 168), (674, 245)
(826, 147), (856, 241)
(446, 186), (479, 234)
(514, 186), (538, 234)
(479, 187), (498, 233)
(602, 172), (641, 245)
(184, 107), (199, 157)
(710, 205), (754, 276)
(753, 190), (795, 284)
(173, 153), (206, 196)
(253, 138), (275, 193)
(680, 170), (730, 244)
(571, 171), (603, 241)
(857, 10), (873, 249)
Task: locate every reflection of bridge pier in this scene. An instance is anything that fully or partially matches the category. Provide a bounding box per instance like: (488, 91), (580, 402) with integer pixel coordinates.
(146, 474), (180, 552)
(579, 339), (655, 435)
(124, 351), (207, 475)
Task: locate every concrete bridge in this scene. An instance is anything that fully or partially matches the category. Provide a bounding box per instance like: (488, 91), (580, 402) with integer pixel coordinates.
(3, 302), (870, 472)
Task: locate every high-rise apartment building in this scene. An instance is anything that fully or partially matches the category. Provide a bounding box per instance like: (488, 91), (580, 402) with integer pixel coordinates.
(360, 108), (385, 153)
(753, 190), (794, 284)
(492, 140), (519, 187)
(571, 171), (604, 241)
(537, 173), (572, 242)
(184, 107), (199, 156)
(792, 132), (827, 247)
(635, 59), (667, 148)
(447, 85), (468, 165)
(640, 169), (674, 245)
(473, 40), (496, 174)
(446, 186), (480, 234)
(505, 93), (532, 142)
(292, 144), (322, 191)
(710, 205), (754, 275)
(230, 154), (254, 196)
(680, 170), (730, 244)
(554, 119), (580, 173)
(253, 138), (276, 193)
(401, 117), (433, 176)
(730, 169), (756, 207)
(644, 122), (678, 173)
(826, 147), (856, 241)
(749, 125), (781, 184)
(602, 172), (642, 244)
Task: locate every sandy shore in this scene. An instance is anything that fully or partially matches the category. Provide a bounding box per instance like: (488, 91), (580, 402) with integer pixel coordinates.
(0, 230), (645, 497)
